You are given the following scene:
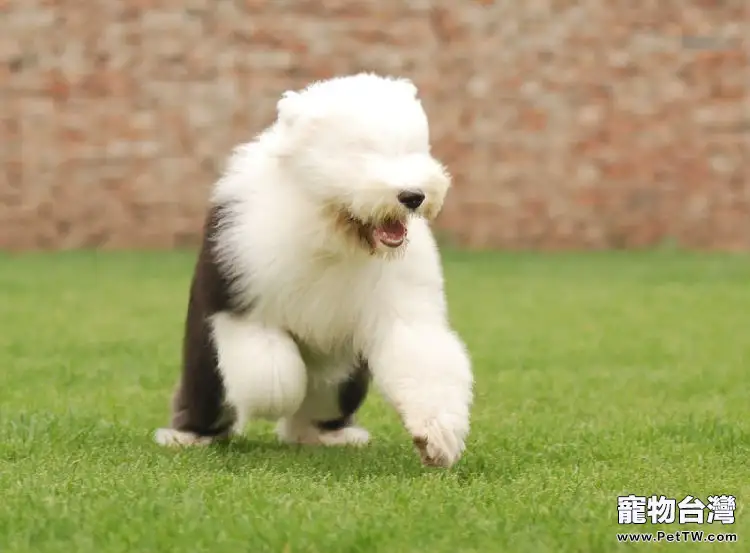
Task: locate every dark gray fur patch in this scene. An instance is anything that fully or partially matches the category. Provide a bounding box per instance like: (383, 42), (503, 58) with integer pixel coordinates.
(314, 358), (371, 432)
(168, 204), (248, 437)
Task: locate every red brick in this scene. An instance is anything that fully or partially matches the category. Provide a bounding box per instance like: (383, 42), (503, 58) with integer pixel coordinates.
(0, 2), (748, 251)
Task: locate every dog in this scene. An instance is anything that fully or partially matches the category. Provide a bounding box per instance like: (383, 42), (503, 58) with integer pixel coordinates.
(154, 73), (473, 468)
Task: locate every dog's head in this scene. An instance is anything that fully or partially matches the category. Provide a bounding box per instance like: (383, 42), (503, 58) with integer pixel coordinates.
(270, 73), (451, 255)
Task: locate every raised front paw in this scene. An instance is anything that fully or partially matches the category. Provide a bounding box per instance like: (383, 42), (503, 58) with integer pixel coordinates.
(409, 414), (467, 468)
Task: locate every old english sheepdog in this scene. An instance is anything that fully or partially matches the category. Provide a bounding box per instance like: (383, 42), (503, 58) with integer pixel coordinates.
(154, 73), (473, 468)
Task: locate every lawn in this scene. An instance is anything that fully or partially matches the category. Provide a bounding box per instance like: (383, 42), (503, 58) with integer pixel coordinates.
(0, 249), (748, 553)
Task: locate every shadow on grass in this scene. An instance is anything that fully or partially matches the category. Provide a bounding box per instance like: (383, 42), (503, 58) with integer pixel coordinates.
(147, 431), (550, 484)
(2, 411), (509, 482)
(7, 411), (747, 487)
(209, 435), (449, 479)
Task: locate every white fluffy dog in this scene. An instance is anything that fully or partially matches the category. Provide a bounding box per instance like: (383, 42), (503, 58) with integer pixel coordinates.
(154, 73), (473, 468)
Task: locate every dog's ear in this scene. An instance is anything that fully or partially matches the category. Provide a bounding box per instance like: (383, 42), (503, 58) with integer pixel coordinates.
(276, 90), (302, 127)
(276, 89), (324, 132)
(395, 78), (419, 100)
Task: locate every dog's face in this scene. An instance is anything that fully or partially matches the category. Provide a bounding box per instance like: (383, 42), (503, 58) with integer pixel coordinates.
(273, 74), (451, 255)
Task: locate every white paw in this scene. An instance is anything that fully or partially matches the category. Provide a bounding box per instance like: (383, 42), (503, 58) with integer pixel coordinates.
(276, 420), (370, 447)
(318, 426), (371, 447)
(154, 428), (215, 447)
(409, 415), (467, 468)
(231, 419), (246, 437)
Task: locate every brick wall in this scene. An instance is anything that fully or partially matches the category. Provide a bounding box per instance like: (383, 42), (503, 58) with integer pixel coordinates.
(1, 0), (748, 251)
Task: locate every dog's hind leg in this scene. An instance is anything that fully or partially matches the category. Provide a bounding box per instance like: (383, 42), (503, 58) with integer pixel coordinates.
(275, 358), (372, 447)
(155, 207), (247, 447)
(154, 300), (238, 447)
(154, 308), (236, 447)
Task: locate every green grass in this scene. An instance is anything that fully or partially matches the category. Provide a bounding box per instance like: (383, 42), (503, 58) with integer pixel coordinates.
(1, 250), (749, 553)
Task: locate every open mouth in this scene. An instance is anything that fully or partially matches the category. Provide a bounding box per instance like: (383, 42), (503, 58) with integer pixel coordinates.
(372, 219), (407, 248)
(338, 209), (408, 253)
(341, 211), (408, 250)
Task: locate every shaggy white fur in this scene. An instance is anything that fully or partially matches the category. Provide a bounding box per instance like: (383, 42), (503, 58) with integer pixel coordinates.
(156, 73), (473, 468)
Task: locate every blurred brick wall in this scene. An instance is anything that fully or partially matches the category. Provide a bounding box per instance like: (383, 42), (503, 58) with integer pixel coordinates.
(1, 0), (748, 251)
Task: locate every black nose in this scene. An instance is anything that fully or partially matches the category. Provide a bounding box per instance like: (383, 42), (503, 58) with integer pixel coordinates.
(397, 190), (425, 210)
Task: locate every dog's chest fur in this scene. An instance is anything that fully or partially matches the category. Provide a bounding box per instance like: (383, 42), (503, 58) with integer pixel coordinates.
(243, 250), (389, 366)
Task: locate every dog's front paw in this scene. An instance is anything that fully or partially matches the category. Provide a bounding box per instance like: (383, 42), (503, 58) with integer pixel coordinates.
(409, 414), (467, 468)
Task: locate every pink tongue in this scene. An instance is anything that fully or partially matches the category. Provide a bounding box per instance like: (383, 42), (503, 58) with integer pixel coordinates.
(378, 220), (406, 240)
